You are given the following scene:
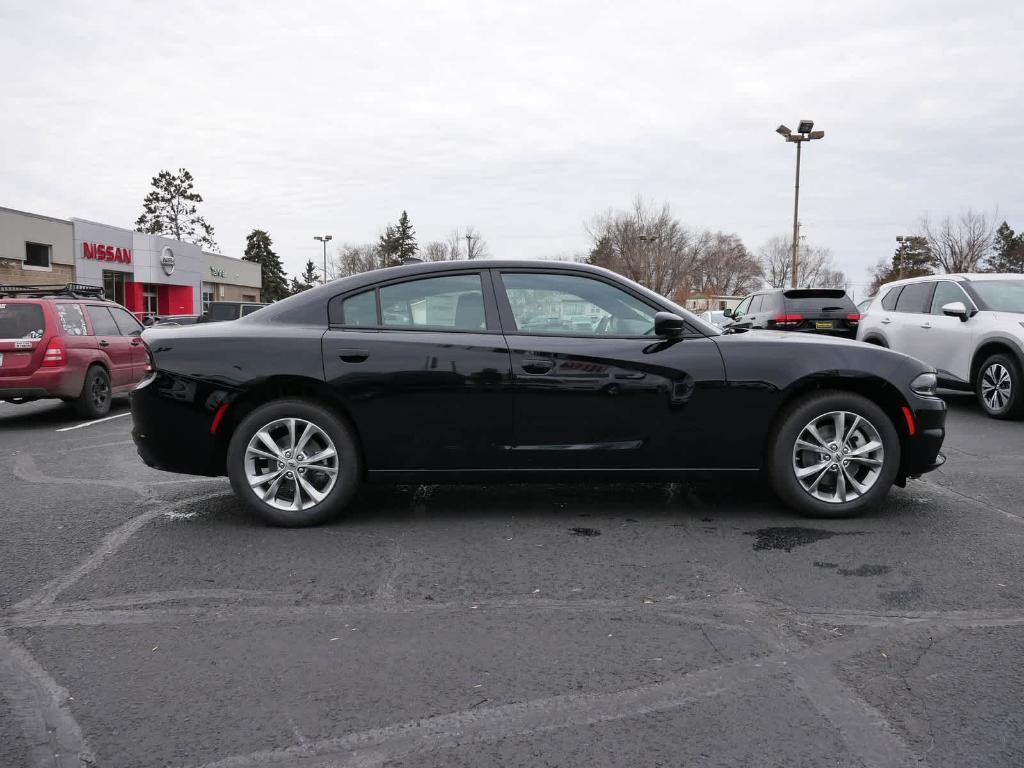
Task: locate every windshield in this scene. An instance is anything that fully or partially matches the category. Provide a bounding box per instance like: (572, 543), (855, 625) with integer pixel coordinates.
(970, 280), (1024, 313)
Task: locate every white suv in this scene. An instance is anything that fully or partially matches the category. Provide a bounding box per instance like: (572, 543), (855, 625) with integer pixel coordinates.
(858, 274), (1024, 419)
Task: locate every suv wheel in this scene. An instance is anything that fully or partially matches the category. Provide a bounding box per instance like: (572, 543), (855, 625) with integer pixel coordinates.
(768, 390), (900, 518)
(75, 365), (112, 418)
(227, 398), (362, 527)
(976, 353), (1024, 420)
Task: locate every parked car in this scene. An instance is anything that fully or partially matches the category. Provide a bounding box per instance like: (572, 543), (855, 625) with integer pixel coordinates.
(200, 301), (268, 323)
(858, 273), (1024, 419)
(0, 283), (148, 417)
(145, 314), (202, 327)
(724, 288), (861, 339)
(856, 297), (874, 314)
(132, 261), (946, 526)
(699, 310), (729, 328)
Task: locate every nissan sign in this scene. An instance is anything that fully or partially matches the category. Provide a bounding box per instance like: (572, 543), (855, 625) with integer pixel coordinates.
(82, 242), (132, 263)
(160, 246), (176, 276)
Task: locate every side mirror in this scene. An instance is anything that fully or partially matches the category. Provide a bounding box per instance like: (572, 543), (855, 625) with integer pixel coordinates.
(941, 301), (972, 322)
(654, 311), (685, 338)
(722, 308), (734, 318)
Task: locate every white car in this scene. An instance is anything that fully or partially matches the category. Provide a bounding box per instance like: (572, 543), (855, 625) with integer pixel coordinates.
(858, 273), (1024, 419)
(699, 310), (729, 328)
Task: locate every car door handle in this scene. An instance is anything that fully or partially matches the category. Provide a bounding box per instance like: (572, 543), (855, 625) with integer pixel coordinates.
(98, 340), (110, 347)
(880, 318), (892, 325)
(337, 348), (369, 363)
(920, 322), (932, 329)
(521, 358), (555, 374)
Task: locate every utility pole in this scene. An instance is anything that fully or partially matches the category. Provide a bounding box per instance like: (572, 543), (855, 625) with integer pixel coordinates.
(776, 120), (824, 288)
(465, 233), (474, 260)
(314, 234), (333, 284)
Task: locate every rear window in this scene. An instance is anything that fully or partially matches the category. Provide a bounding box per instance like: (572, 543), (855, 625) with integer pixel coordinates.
(0, 303), (45, 340)
(781, 290), (855, 313)
(880, 286), (902, 311)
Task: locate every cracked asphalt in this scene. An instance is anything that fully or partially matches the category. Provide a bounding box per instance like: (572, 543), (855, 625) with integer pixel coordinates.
(1, 391), (1022, 768)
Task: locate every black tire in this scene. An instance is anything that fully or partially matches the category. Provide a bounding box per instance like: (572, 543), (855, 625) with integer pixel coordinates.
(767, 390), (901, 518)
(75, 365), (112, 418)
(227, 398), (362, 527)
(975, 353), (1024, 420)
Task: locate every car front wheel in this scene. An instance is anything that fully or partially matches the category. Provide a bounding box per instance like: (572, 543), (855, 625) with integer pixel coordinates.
(768, 391), (901, 518)
(227, 398), (362, 526)
(976, 353), (1024, 420)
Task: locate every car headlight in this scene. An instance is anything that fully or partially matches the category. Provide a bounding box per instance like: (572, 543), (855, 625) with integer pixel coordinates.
(910, 372), (938, 397)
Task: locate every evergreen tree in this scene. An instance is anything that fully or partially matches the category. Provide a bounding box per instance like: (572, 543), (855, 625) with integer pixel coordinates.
(289, 259), (320, 294)
(891, 236), (935, 279)
(984, 222), (1024, 273)
(135, 168), (219, 251)
(378, 210), (418, 267)
(243, 229), (288, 302)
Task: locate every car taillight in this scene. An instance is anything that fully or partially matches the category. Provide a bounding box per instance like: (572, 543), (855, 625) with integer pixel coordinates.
(846, 313), (861, 324)
(772, 314), (803, 327)
(41, 337), (66, 367)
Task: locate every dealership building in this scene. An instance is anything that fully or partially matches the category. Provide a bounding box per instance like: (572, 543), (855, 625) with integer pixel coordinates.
(0, 206), (260, 316)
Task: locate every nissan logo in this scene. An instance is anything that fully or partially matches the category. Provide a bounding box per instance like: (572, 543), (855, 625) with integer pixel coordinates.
(160, 246), (176, 276)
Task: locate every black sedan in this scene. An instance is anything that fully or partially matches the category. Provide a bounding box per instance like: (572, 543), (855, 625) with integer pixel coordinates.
(131, 261), (946, 526)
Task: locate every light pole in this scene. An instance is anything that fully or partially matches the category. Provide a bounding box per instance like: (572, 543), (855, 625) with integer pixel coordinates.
(776, 120), (824, 288)
(465, 233), (474, 260)
(313, 235), (333, 284)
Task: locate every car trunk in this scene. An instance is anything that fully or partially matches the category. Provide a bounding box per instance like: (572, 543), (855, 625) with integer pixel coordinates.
(771, 289), (859, 336)
(0, 302), (48, 376)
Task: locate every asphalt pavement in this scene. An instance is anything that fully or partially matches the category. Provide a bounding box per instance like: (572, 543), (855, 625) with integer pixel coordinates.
(1, 391), (1022, 768)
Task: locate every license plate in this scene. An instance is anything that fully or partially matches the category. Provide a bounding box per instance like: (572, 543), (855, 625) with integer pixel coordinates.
(815, 321), (834, 330)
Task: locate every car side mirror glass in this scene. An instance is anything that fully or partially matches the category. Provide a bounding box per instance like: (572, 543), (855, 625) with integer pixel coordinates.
(654, 311), (685, 338)
(722, 308), (733, 318)
(941, 301), (970, 322)
(130, 328), (143, 337)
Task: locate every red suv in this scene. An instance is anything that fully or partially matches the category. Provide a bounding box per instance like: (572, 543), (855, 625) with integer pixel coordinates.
(0, 284), (149, 417)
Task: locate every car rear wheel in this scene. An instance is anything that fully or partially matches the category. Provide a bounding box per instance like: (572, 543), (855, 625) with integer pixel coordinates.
(768, 390), (900, 518)
(975, 353), (1024, 420)
(227, 398), (362, 527)
(75, 365), (112, 418)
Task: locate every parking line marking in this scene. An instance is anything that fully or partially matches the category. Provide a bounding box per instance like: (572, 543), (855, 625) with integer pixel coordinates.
(55, 412), (131, 432)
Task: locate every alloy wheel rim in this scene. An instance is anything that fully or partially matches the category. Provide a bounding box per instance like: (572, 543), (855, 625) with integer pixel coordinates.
(791, 410), (884, 504)
(92, 376), (109, 408)
(244, 417), (340, 512)
(981, 363), (1012, 411)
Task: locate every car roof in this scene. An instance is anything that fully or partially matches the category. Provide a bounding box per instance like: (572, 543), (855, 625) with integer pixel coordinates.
(877, 272), (1024, 292)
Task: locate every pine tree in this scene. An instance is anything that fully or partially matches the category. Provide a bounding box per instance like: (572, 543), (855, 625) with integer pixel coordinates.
(984, 222), (1024, 273)
(891, 236), (935, 279)
(243, 229), (288, 302)
(378, 211), (418, 267)
(289, 259), (321, 294)
(135, 168), (219, 251)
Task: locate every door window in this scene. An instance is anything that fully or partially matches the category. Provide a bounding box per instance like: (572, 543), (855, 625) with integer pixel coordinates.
(930, 281), (973, 314)
(894, 282), (933, 314)
(379, 274), (486, 330)
(86, 305), (120, 335)
(110, 306), (144, 336)
(501, 272), (656, 336)
(748, 294), (764, 313)
(732, 295), (752, 319)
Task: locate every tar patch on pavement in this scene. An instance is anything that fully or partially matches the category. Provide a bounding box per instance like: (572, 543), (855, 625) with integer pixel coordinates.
(813, 562), (892, 577)
(746, 526), (865, 552)
(569, 527), (602, 537)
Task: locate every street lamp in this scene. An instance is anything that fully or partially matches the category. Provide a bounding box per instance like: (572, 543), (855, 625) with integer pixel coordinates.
(777, 119), (824, 287)
(313, 235), (333, 284)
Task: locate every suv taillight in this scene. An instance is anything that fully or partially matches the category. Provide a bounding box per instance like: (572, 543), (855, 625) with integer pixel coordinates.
(41, 337), (66, 367)
(846, 313), (861, 324)
(772, 314), (803, 327)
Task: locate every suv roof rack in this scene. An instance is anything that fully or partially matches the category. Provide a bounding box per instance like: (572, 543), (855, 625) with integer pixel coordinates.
(0, 283), (106, 299)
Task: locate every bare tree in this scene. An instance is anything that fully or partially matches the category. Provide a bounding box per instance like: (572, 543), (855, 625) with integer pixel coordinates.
(420, 241), (451, 262)
(330, 243), (386, 279)
(585, 197), (704, 297)
(919, 209), (997, 273)
(759, 235), (846, 289)
(464, 226), (489, 260)
(691, 233), (763, 297)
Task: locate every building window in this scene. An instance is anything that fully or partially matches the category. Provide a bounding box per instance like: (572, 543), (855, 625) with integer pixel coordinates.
(202, 287), (215, 312)
(24, 242), (52, 269)
(102, 271), (126, 305)
(241, 294), (256, 302)
(142, 285), (158, 316)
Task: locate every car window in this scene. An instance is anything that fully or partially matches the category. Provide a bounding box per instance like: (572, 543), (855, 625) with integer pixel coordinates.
(378, 274), (486, 330)
(0, 303), (45, 340)
(241, 304), (264, 317)
(894, 282), (933, 314)
(501, 272), (656, 336)
(207, 304), (240, 322)
(880, 286), (902, 311)
(331, 290), (377, 327)
(55, 303), (88, 336)
(86, 305), (120, 335)
(748, 295), (764, 313)
(733, 296), (752, 317)
(110, 306), (144, 335)
(969, 279), (1024, 313)
(930, 281), (972, 315)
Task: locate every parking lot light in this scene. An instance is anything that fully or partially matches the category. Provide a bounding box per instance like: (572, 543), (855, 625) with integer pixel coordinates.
(777, 118), (825, 288)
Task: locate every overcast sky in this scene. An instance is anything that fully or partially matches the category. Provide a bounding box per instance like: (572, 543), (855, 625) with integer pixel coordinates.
(2, 1), (1022, 295)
